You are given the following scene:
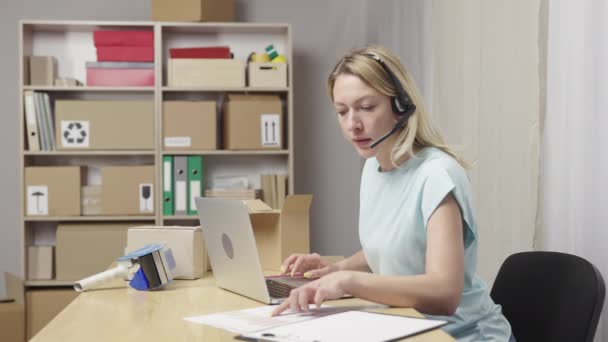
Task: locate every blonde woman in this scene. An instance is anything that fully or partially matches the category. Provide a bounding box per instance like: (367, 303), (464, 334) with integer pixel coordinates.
(272, 45), (514, 342)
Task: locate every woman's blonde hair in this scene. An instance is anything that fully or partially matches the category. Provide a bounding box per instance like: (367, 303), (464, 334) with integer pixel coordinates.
(327, 45), (469, 169)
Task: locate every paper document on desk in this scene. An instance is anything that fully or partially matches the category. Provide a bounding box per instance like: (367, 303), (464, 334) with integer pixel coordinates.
(238, 310), (448, 342)
(184, 305), (345, 334)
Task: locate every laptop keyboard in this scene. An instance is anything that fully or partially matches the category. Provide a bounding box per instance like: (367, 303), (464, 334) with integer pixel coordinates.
(265, 278), (294, 299)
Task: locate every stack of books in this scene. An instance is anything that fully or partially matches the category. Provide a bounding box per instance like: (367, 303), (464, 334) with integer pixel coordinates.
(260, 174), (287, 209)
(23, 91), (55, 151)
(87, 30), (155, 86)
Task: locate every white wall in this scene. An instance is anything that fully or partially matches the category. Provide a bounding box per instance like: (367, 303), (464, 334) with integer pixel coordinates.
(428, 0), (544, 283)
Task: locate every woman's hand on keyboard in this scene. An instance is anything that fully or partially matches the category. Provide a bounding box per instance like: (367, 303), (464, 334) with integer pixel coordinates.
(280, 253), (339, 278)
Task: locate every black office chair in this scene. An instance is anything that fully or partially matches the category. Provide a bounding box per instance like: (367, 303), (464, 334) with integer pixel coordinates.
(491, 251), (605, 342)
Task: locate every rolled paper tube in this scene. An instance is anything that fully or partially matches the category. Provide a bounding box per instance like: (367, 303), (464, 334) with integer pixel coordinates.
(74, 264), (130, 292)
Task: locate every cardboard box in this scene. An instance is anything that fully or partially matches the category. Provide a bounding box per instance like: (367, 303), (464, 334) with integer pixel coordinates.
(127, 226), (210, 279)
(224, 94), (283, 150)
(24, 166), (84, 217)
(28, 56), (57, 86)
(86, 65), (155, 86)
(168, 59), (245, 87)
(244, 195), (312, 271)
(55, 223), (137, 280)
(27, 246), (54, 280)
(0, 273), (25, 342)
(248, 62), (288, 87)
(26, 289), (78, 340)
(55, 100), (154, 150)
(152, 0), (234, 22)
(163, 101), (217, 150)
(81, 185), (102, 216)
(100, 166), (155, 216)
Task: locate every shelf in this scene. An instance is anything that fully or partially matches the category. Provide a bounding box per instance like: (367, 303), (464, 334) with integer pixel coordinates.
(161, 22), (289, 34)
(24, 151), (156, 156)
(21, 19), (155, 32)
(162, 150), (289, 156)
(162, 86), (289, 93)
(25, 216), (156, 222)
(25, 280), (75, 288)
(23, 86), (154, 92)
(162, 216), (199, 221)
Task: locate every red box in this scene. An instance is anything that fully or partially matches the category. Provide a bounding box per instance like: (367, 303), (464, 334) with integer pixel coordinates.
(169, 46), (231, 59)
(97, 46), (154, 62)
(93, 30), (154, 47)
(87, 67), (154, 86)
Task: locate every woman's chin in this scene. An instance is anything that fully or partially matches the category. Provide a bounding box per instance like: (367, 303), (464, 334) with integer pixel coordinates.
(354, 146), (376, 159)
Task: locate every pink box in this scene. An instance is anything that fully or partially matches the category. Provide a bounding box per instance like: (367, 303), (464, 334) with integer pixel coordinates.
(86, 65), (154, 86)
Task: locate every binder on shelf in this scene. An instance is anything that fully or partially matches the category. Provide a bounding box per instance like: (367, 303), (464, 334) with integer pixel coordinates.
(34, 92), (47, 151)
(269, 174), (278, 209)
(173, 156), (188, 216)
(187, 156), (203, 216)
(260, 174), (272, 207)
(23, 90), (40, 151)
(162, 155), (174, 216)
(277, 174), (287, 209)
(42, 93), (55, 150)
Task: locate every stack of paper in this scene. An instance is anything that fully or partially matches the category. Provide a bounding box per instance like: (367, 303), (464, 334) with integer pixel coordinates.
(204, 189), (262, 200)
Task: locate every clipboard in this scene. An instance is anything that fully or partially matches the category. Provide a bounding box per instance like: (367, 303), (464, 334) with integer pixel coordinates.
(236, 310), (447, 342)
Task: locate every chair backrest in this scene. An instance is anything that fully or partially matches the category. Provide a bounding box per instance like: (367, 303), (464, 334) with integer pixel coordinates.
(491, 251), (605, 342)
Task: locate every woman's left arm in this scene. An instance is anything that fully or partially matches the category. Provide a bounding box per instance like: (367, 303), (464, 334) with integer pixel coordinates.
(272, 193), (464, 316)
(344, 193), (464, 315)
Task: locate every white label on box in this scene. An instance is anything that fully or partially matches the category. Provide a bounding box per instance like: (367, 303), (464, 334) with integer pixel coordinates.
(175, 181), (187, 212)
(139, 183), (154, 213)
(163, 161), (172, 192)
(27, 185), (49, 216)
(165, 137), (192, 148)
(60, 120), (90, 148)
(261, 114), (280, 147)
(189, 180), (201, 212)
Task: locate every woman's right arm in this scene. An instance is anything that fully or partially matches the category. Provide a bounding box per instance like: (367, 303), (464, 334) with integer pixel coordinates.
(335, 250), (371, 273)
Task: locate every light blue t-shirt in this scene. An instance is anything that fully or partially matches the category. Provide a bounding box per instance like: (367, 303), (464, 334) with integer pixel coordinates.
(359, 147), (512, 342)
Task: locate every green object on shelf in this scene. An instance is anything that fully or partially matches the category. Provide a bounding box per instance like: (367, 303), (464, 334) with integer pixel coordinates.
(265, 44), (278, 60)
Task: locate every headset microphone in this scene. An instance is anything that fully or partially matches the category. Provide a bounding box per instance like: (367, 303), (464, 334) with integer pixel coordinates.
(368, 114), (410, 148)
(363, 53), (416, 149)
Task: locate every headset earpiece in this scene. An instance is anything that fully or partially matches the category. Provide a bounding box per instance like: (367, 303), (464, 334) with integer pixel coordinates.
(364, 53), (415, 117)
(363, 53), (417, 148)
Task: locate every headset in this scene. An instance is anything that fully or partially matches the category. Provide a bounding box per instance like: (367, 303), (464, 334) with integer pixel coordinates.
(363, 53), (416, 148)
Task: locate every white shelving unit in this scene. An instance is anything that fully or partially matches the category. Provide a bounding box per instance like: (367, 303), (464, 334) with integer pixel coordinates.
(19, 20), (293, 287)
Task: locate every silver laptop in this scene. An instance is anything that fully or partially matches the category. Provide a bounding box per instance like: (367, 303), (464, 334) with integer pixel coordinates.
(195, 197), (313, 304)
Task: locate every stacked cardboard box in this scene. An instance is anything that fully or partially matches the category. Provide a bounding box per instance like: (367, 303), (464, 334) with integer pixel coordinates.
(168, 46), (244, 87)
(224, 94), (283, 150)
(0, 273), (25, 342)
(163, 101), (217, 150)
(151, 0), (234, 22)
(87, 30), (154, 86)
(26, 289), (78, 339)
(54, 100), (154, 150)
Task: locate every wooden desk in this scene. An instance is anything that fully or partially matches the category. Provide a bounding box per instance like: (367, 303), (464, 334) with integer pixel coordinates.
(31, 273), (454, 341)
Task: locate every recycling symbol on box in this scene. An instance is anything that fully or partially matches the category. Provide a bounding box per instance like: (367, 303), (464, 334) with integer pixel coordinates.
(61, 120), (90, 148)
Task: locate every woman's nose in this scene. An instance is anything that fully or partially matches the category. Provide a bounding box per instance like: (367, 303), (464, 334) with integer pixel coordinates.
(347, 112), (362, 132)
